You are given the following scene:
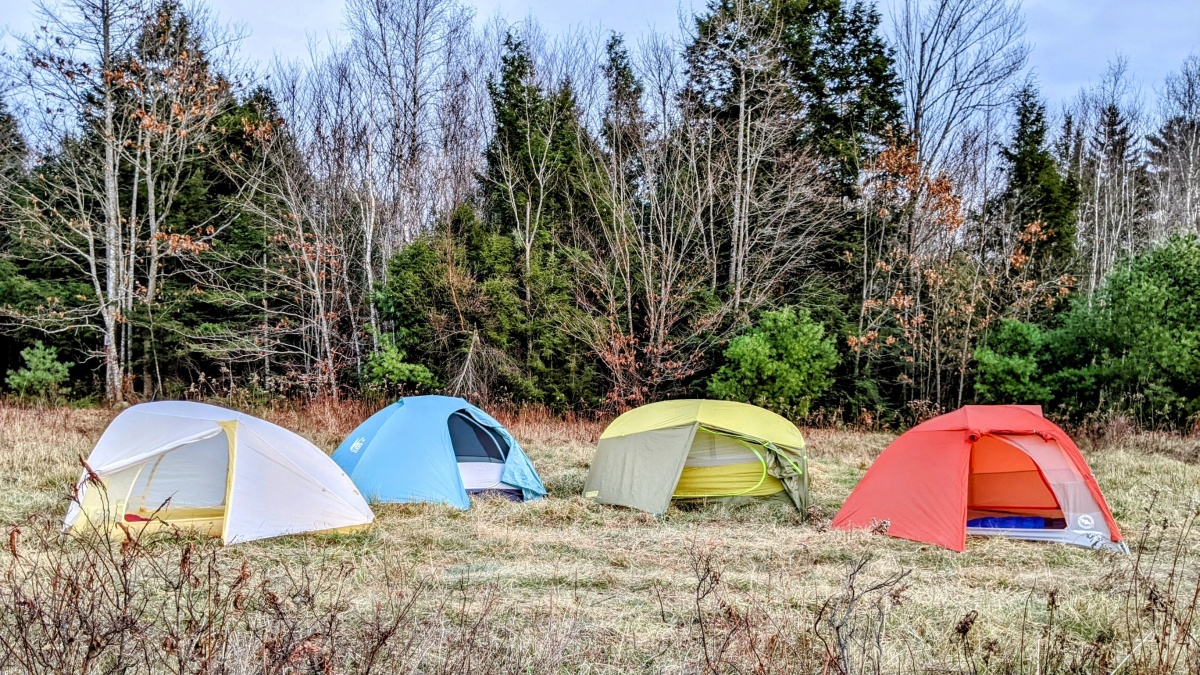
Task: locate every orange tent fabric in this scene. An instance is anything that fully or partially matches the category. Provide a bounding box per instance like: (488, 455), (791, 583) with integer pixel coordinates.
(832, 405), (1123, 552)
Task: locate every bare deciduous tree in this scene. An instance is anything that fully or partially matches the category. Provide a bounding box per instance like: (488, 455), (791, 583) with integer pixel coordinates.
(346, 0), (482, 255)
(1149, 54), (1200, 237)
(573, 17), (838, 408)
(1064, 58), (1151, 297)
(3, 0), (149, 402)
(890, 0), (1029, 175)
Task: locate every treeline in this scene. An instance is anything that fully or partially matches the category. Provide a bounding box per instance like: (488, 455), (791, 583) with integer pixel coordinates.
(0, 0), (1198, 428)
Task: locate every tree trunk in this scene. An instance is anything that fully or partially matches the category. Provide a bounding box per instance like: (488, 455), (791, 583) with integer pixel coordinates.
(101, 0), (124, 403)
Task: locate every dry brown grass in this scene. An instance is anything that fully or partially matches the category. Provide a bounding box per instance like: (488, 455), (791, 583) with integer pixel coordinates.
(0, 400), (1198, 673)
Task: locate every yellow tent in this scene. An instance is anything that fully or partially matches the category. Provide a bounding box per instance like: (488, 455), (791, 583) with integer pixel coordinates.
(582, 400), (809, 514)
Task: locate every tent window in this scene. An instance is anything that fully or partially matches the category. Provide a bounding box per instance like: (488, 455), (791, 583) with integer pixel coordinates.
(448, 411), (509, 463)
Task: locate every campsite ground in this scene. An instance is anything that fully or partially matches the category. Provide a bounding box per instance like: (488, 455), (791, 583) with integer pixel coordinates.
(0, 402), (1198, 673)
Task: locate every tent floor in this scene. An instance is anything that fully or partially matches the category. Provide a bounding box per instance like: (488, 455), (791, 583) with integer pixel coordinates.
(467, 488), (523, 502)
(121, 506), (225, 538)
(967, 526), (1128, 552)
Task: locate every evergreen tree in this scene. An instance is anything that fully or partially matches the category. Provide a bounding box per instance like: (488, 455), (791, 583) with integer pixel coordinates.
(1148, 115), (1200, 232)
(784, 0), (903, 187)
(1093, 103), (1135, 170)
(686, 0), (902, 190)
(162, 88), (286, 392)
(1001, 84), (1080, 271)
(0, 93), (97, 386)
(405, 33), (602, 406)
(485, 34), (589, 241)
(0, 94), (25, 240)
(0, 95), (31, 380)
(0, 97), (25, 176)
(601, 34), (647, 187)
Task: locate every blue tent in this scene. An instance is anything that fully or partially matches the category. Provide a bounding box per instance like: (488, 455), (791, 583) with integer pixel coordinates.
(333, 396), (546, 508)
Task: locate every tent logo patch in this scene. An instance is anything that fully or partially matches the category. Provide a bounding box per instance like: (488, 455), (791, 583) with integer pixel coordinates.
(1077, 514), (1095, 530)
(349, 437), (366, 454)
(584, 491), (598, 499)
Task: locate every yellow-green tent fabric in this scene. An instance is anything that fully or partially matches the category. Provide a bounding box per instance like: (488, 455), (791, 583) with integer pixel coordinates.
(583, 400), (809, 515)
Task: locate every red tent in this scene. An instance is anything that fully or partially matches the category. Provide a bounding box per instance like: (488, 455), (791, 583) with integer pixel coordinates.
(832, 405), (1124, 552)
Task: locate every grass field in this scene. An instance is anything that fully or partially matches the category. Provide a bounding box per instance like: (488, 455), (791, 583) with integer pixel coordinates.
(0, 402), (1198, 673)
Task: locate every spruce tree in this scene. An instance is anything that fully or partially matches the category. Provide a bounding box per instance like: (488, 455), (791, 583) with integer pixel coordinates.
(1001, 84), (1080, 270)
(0, 95), (30, 380)
(784, 0), (903, 187)
(1148, 115), (1200, 231)
(601, 34), (647, 187)
(0, 96), (25, 175)
(686, 0), (902, 191)
(474, 34), (603, 406)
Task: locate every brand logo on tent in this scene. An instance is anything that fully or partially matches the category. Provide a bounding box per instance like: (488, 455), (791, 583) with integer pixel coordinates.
(1077, 514), (1095, 530)
(349, 437), (366, 454)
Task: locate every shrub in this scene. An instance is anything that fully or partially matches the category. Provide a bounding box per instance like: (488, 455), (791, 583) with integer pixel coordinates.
(5, 341), (72, 403)
(365, 335), (439, 394)
(708, 307), (839, 417)
(973, 235), (1200, 428)
(973, 320), (1051, 405)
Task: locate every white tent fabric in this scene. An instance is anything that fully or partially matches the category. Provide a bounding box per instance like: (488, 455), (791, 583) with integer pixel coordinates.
(64, 401), (374, 544)
(457, 462), (523, 492)
(683, 431), (764, 468)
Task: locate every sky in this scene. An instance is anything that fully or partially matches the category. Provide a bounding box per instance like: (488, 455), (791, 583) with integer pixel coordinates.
(1, 0), (1197, 108)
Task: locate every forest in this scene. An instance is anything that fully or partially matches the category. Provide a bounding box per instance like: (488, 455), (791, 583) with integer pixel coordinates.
(0, 0), (1198, 429)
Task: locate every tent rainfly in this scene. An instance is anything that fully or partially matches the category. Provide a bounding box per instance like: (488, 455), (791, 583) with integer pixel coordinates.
(583, 399), (809, 515)
(332, 396), (546, 508)
(64, 402), (374, 545)
(832, 405), (1125, 552)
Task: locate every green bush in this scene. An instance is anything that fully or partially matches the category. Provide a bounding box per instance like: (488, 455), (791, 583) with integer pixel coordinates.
(972, 235), (1200, 427)
(973, 320), (1051, 405)
(1076, 235), (1200, 425)
(365, 335), (439, 394)
(708, 307), (840, 417)
(6, 341), (72, 403)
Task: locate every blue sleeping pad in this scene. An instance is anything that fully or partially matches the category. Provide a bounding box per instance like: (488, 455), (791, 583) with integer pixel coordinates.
(968, 516), (1046, 529)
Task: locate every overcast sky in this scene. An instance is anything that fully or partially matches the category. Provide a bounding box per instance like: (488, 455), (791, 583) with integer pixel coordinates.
(1, 0), (1197, 108)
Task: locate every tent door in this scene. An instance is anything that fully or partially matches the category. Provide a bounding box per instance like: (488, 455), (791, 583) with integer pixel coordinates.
(673, 429), (784, 499)
(448, 411), (521, 498)
(967, 434), (1065, 524)
(448, 411), (509, 463)
(79, 425), (234, 539)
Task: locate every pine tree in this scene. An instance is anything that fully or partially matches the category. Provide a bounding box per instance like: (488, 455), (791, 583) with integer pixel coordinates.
(0, 95), (31, 380)
(475, 34), (602, 405)
(1148, 115), (1200, 232)
(601, 33), (647, 188)
(0, 94), (26, 239)
(784, 0), (903, 187)
(602, 34), (645, 152)
(0, 97), (25, 175)
(686, 0), (902, 190)
(1001, 85), (1080, 271)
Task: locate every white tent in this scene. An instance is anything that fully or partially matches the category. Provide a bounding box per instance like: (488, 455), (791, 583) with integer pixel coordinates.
(64, 401), (374, 545)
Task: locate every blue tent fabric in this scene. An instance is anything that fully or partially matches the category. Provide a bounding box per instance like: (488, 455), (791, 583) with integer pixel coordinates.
(333, 396), (546, 508)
